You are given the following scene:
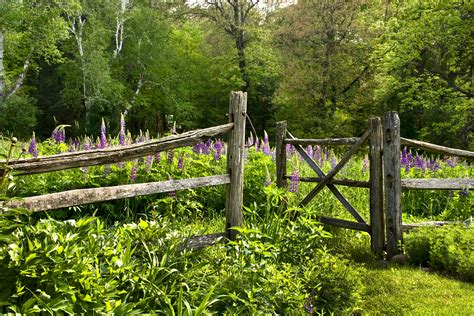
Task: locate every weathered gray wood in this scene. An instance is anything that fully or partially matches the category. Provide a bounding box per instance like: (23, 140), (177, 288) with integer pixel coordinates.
(369, 117), (384, 257)
(284, 137), (363, 146)
(181, 233), (225, 251)
(401, 137), (474, 160)
(402, 221), (462, 232)
(319, 216), (371, 233)
(276, 121), (288, 189)
(2, 175), (231, 212)
(401, 178), (473, 190)
(225, 91), (246, 241)
(299, 127), (372, 208)
(2, 123), (234, 175)
(286, 132), (366, 224)
(284, 176), (370, 188)
(383, 111), (402, 259)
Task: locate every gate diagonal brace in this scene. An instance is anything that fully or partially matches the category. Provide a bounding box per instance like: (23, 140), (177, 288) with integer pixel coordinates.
(287, 132), (368, 224)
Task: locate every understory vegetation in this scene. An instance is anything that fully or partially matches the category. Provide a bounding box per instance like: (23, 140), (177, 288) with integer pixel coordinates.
(0, 133), (472, 314)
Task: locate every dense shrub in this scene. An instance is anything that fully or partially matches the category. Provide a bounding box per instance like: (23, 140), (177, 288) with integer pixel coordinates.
(404, 225), (474, 281)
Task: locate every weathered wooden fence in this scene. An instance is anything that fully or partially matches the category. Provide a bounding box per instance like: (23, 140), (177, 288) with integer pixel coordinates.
(0, 91), (247, 242)
(276, 112), (473, 259)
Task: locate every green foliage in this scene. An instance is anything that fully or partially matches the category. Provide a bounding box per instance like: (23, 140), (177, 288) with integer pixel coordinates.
(373, 1), (474, 148)
(0, 94), (38, 139)
(404, 225), (474, 281)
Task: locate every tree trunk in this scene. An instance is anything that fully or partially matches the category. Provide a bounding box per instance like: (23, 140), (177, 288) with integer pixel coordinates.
(0, 30), (4, 103)
(236, 30), (249, 92)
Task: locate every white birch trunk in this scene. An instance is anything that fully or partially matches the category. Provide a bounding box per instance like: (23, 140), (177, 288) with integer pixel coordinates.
(113, 0), (130, 57)
(6, 58), (30, 99)
(0, 30), (4, 101)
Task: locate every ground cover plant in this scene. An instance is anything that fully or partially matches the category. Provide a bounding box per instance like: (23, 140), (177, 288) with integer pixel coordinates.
(0, 120), (472, 314)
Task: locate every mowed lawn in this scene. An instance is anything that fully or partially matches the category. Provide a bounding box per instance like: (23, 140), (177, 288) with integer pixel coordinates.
(361, 265), (474, 315)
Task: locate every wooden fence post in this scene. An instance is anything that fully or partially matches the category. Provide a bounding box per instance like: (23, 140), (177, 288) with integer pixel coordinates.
(226, 91), (247, 240)
(276, 121), (287, 189)
(383, 112), (402, 259)
(369, 117), (384, 258)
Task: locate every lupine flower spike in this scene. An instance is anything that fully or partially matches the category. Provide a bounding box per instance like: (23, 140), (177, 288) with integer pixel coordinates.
(100, 118), (107, 149)
(130, 161), (139, 182)
(289, 169), (299, 193)
(362, 156), (369, 173)
(214, 140), (223, 161)
(264, 164), (271, 187)
(263, 131), (271, 156)
(28, 132), (38, 158)
(119, 113), (126, 146)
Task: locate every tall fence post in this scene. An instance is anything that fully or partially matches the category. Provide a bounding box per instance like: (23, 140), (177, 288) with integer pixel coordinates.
(276, 121), (287, 189)
(369, 117), (384, 258)
(226, 91), (247, 241)
(383, 112), (402, 259)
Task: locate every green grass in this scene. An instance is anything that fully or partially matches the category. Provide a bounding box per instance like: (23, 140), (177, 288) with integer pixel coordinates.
(360, 265), (474, 315)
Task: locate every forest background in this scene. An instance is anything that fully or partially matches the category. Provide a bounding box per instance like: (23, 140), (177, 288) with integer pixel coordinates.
(0, 0), (472, 149)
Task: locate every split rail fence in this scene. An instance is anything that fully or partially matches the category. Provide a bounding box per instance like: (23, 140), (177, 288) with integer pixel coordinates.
(276, 112), (473, 258)
(0, 91), (248, 243)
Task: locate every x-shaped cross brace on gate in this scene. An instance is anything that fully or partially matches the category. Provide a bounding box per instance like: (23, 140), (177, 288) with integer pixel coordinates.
(287, 127), (373, 224)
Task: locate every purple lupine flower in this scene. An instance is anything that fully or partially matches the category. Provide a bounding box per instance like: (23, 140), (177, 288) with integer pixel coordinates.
(119, 113), (126, 146)
(51, 128), (65, 144)
(83, 137), (92, 151)
(362, 156), (369, 173)
(289, 169), (299, 193)
(193, 143), (201, 154)
(28, 132), (38, 158)
(447, 156), (458, 168)
(73, 138), (81, 151)
(130, 162), (138, 182)
(201, 143), (210, 155)
(248, 133), (254, 146)
(413, 154), (426, 170)
(214, 140), (223, 161)
(306, 145), (313, 157)
(325, 148), (331, 162)
(154, 152), (161, 164)
(178, 156), (184, 169)
(262, 131), (271, 156)
(304, 298), (314, 313)
(313, 145), (321, 164)
(255, 137), (260, 152)
(401, 147), (410, 166)
(264, 165), (271, 186)
(99, 118), (107, 149)
(428, 158), (441, 172)
(136, 130), (144, 143)
(145, 155), (153, 172)
(286, 143), (292, 155)
(330, 157), (337, 169)
(168, 149), (174, 164)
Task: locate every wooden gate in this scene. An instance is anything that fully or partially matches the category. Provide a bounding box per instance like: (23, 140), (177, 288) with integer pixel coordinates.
(275, 117), (385, 257)
(276, 112), (474, 259)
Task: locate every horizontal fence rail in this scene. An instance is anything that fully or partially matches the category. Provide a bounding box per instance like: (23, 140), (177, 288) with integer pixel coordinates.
(284, 137), (363, 146)
(2, 175), (231, 212)
(1, 123), (234, 175)
(319, 216), (371, 233)
(401, 178), (473, 190)
(401, 137), (474, 159)
(283, 176), (371, 188)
